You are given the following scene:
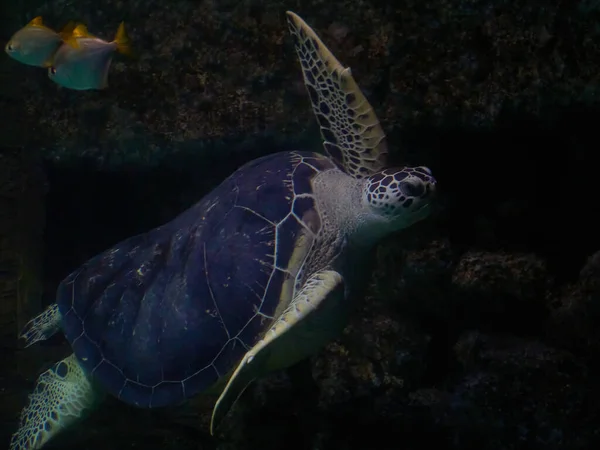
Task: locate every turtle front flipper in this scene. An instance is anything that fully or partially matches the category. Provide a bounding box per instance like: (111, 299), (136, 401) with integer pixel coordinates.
(9, 353), (104, 450)
(286, 11), (389, 179)
(19, 303), (61, 348)
(210, 270), (345, 435)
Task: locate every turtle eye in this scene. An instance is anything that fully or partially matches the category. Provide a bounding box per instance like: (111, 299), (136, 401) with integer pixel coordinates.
(400, 180), (425, 198)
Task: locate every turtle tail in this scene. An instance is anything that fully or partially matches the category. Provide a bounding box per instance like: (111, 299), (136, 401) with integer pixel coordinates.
(19, 303), (62, 348)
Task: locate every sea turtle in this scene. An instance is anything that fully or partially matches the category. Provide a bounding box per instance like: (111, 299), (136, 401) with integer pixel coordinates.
(9, 10), (436, 450)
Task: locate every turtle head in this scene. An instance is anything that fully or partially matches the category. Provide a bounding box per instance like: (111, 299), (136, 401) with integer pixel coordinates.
(362, 166), (436, 230)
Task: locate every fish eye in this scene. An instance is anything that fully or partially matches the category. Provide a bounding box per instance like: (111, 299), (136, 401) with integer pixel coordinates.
(6, 43), (13, 51)
(50, 67), (57, 75)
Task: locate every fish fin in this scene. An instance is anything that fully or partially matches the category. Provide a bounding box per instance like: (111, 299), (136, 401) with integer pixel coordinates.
(113, 22), (133, 57)
(58, 21), (77, 40)
(74, 23), (100, 40)
(28, 16), (44, 27)
(72, 23), (91, 39)
(63, 23), (91, 49)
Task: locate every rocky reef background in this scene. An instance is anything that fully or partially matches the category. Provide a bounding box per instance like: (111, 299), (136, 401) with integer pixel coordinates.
(1, 0), (600, 449)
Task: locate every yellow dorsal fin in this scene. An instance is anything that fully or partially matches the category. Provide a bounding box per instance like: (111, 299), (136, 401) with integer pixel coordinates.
(72, 23), (89, 38)
(58, 21), (77, 40)
(28, 16), (43, 27)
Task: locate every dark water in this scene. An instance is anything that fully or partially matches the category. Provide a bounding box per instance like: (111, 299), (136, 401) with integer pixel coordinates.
(3, 1), (600, 449)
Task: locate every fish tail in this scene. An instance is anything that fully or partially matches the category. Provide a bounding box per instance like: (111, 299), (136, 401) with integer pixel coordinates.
(113, 22), (133, 57)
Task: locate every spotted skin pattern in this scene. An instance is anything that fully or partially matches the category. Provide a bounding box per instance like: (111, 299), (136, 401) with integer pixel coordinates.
(286, 11), (435, 223)
(287, 11), (389, 179)
(364, 166), (436, 219)
(9, 354), (103, 450)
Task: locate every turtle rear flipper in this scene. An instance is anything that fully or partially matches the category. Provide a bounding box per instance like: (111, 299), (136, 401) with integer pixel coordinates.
(19, 303), (62, 348)
(9, 353), (104, 450)
(210, 270), (345, 435)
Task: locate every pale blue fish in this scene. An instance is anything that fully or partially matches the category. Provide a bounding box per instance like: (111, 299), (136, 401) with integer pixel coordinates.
(48, 22), (132, 91)
(5, 16), (76, 67)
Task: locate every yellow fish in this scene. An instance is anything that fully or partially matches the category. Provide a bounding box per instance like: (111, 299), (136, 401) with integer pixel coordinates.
(48, 22), (132, 91)
(5, 16), (76, 67)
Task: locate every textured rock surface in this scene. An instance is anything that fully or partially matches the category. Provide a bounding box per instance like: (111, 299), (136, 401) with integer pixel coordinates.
(1, 0), (599, 166)
(1, 0), (600, 449)
(0, 147), (46, 450)
(0, 147), (45, 350)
